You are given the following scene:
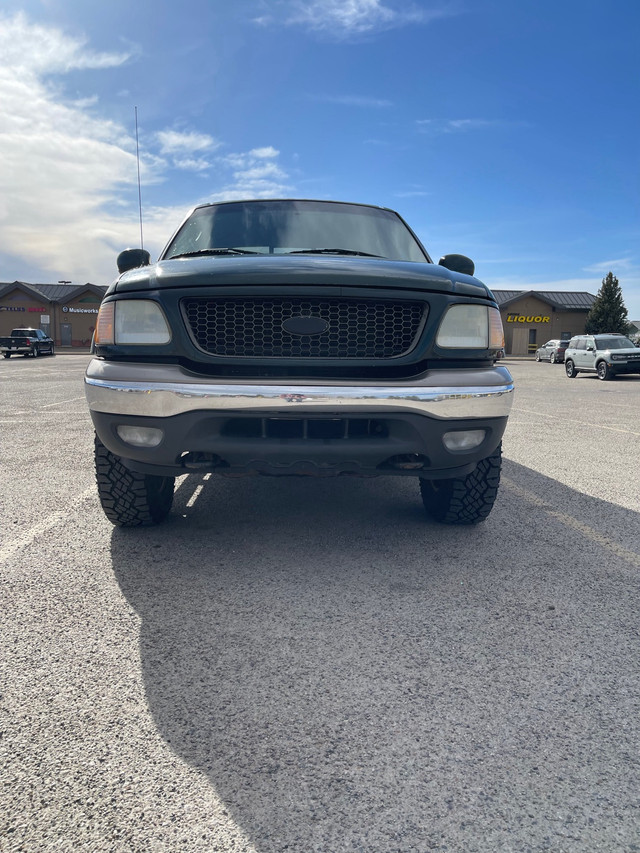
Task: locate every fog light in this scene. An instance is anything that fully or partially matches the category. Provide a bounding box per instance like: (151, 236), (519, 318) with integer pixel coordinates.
(116, 425), (164, 447)
(442, 429), (485, 451)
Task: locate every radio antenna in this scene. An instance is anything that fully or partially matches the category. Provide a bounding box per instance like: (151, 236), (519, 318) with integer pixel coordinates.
(135, 106), (144, 250)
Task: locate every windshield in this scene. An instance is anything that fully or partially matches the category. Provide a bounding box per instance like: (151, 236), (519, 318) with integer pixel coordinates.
(162, 200), (430, 262)
(597, 337), (636, 349)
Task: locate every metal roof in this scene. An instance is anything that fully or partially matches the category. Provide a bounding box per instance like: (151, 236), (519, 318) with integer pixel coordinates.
(0, 281), (108, 302)
(491, 290), (596, 310)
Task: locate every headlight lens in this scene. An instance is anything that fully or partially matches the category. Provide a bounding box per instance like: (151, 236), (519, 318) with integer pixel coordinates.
(95, 300), (171, 345)
(436, 305), (504, 349)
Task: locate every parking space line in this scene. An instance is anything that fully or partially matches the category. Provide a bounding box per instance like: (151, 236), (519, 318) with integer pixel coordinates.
(2, 412), (89, 418)
(41, 396), (86, 408)
(185, 484), (205, 508)
(512, 407), (640, 437)
(502, 477), (640, 569)
(0, 486), (96, 565)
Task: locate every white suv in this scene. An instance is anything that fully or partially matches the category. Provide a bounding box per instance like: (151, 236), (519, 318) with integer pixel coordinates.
(564, 334), (640, 380)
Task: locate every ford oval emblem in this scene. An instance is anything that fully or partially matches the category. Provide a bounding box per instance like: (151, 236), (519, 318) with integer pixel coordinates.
(282, 316), (330, 336)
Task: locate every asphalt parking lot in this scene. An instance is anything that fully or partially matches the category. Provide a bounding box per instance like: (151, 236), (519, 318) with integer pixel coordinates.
(1, 355), (639, 852)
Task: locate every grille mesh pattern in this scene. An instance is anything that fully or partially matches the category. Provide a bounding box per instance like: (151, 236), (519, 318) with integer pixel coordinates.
(182, 297), (425, 359)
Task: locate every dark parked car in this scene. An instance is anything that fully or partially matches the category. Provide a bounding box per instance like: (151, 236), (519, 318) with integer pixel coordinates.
(534, 339), (570, 363)
(0, 328), (55, 358)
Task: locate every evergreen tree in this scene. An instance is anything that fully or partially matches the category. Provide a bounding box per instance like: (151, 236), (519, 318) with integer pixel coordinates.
(584, 272), (631, 335)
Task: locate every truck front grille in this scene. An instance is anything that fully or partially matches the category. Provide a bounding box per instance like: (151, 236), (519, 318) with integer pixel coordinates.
(181, 296), (426, 359)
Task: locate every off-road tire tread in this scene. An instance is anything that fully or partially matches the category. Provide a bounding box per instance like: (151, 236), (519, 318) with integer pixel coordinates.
(420, 443), (502, 525)
(94, 435), (174, 527)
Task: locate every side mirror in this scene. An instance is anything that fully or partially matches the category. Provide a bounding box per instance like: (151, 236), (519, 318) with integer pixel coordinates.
(438, 254), (475, 277)
(117, 248), (151, 274)
(587, 345), (594, 352)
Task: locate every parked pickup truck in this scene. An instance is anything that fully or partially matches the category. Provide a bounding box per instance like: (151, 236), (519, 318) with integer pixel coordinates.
(1, 328), (55, 358)
(85, 198), (513, 527)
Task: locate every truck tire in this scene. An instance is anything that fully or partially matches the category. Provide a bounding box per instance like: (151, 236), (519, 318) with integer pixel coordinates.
(420, 443), (502, 524)
(3, 353), (10, 359)
(94, 434), (175, 526)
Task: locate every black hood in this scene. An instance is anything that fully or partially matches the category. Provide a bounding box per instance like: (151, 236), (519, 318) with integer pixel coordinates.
(110, 254), (493, 300)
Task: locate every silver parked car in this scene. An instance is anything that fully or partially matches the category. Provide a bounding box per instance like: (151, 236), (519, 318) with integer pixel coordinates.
(564, 334), (640, 380)
(534, 339), (570, 363)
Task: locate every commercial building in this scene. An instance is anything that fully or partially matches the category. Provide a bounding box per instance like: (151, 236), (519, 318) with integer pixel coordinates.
(492, 290), (596, 356)
(0, 281), (107, 347)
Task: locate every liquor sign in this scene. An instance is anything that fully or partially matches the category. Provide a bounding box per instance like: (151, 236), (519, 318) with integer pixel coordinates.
(506, 314), (550, 324)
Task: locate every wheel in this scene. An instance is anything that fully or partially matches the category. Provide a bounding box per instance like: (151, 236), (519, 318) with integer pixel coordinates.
(535, 352), (541, 362)
(597, 361), (613, 381)
(565, 359), (578, 378)
(49, 344), (55, 356)
(420, 443), (502, 525)
(94, 434), (175, 526)
(550, 351), (556, 363)
(3, 352), (10, 359)
(32, 345), (39, 357)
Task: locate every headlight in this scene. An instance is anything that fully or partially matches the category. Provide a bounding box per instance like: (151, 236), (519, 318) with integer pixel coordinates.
(95, 300), (171, 345)
(436, 304), (504, 349)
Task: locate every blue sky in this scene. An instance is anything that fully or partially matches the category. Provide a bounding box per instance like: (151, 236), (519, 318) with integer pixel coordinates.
(1, 0), (638, 318)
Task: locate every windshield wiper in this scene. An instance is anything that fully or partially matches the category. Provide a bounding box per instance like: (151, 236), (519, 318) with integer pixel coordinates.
(168, 248), (261, 259)
(286, 248), (384, 258)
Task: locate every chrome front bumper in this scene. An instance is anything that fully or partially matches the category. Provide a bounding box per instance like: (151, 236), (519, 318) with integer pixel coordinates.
(85, 360), (514, 421)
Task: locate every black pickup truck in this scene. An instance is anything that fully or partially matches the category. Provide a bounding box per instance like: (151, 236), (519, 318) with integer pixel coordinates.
(85, 198), (513, 527)
(1, 328), (55, 358)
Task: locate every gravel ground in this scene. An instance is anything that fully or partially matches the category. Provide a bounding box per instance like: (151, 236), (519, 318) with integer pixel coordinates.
(1, 355), (639, 852)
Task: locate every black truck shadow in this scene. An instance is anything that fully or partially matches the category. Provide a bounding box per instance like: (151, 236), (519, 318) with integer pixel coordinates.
(111, 461), (640, 851)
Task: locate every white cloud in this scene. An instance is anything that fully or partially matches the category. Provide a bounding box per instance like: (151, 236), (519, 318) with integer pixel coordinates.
(214, 148), (291, 199)
(416, 118), (528, 136)
(0, 11), (131, 75)
(173, 157), (212, 172)
(0, 14), (149, 283)
(264, 0), (454, 37)
(156, 130), (220, 155)
(249, 146), (280, 158)
(417, 118), (495, 134)
(0, 14), (294, 283)
(584, 258), (634, 274)
(155, 129), (221, 174)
